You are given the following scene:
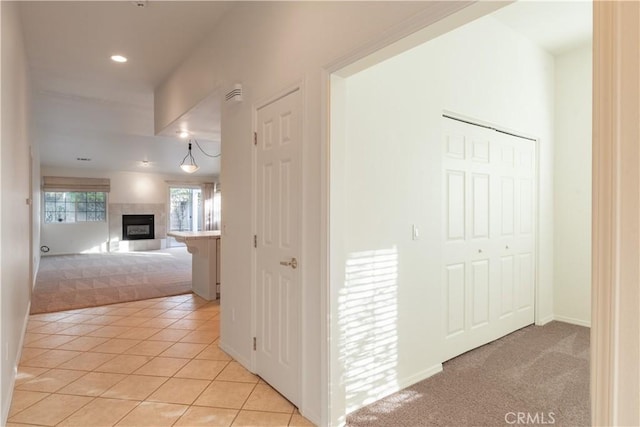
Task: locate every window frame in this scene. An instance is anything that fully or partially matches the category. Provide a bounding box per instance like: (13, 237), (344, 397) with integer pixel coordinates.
(43, 191), (108, 224)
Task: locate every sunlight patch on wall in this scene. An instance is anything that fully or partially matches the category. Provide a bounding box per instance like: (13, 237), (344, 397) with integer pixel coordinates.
(340, 246), (399, 413)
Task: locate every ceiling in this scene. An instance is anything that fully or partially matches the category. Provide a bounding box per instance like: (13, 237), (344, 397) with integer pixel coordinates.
(20, 1), (591, 177)
(21, 1), (233, 176)
(491, 1), (592, 56)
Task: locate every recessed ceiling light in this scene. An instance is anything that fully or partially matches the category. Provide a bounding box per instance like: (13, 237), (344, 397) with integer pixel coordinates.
(111, 55), (127, 63)
(177, 130), (190, 139)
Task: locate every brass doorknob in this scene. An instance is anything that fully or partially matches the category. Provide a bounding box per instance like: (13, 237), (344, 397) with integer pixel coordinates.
(279, 257), (298, 269)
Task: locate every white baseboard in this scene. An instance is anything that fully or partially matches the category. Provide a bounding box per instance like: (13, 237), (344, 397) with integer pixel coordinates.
(554, 315), (591, 328)
(536, 314), (555, 326)
(346, 363), (443, 416)
(2, 302), (31, 426)
(401, 363), (443, 388)
(299, 408), (321, 427)
(217, 340), (252, 370)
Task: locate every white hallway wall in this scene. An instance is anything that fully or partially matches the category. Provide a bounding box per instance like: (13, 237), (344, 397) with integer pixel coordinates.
(337, 15), (555, 415)
(39, 166), (215, 255)
(31, 145), (41, 284)
(553, 45), (592, 326)
(0, 2), (34, 424)
(154, 2), (478, 424)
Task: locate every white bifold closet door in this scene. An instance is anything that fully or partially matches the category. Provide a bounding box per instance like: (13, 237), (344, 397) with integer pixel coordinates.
(442, 117), (536, 362)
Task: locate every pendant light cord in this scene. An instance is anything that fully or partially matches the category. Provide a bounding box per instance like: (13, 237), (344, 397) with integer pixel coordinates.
(192, 138), (221, 158)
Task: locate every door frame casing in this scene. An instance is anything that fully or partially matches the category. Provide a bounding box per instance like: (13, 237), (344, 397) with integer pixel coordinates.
(592, 2), (640, 425)
(250, 81), (305, 405)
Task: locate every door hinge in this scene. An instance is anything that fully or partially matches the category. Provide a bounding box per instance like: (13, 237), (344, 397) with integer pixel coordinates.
(253, 235), (257, 248)
(253, 337), (257, 351)
(254, 132), (257, 146)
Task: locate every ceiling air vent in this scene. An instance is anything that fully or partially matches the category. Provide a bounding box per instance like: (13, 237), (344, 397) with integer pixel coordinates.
(225, 84), (243, 102)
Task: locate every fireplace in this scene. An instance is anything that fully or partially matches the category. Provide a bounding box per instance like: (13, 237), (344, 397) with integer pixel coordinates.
(122, 215), (155, 241)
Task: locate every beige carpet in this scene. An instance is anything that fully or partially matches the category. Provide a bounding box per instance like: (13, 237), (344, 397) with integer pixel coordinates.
(347, 321), (590, 427)
(31, 248), (192, 314)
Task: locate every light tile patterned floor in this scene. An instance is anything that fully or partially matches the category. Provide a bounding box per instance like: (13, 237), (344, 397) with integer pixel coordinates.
(8, 294), (315, 427)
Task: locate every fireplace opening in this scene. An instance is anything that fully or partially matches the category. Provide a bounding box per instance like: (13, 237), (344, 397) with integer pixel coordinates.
(122, 214), (155, 240)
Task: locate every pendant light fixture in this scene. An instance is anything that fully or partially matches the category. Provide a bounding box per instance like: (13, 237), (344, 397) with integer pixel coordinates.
(180, 142), (199, 173)
(178, 137), (221, 173)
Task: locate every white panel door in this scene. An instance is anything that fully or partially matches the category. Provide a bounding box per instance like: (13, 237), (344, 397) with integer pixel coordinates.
(442, 117), (535, 362)
(256, 89), (301, 406)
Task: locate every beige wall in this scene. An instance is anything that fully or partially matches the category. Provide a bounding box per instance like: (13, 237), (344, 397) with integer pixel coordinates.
(553, 45), (592, 327)
(1, 1), (34, 423)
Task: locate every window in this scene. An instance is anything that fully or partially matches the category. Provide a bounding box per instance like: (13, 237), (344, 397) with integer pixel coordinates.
(213, 189), (221, 230)
(44, 191), (107, 223)
(169, 187), (203, 232)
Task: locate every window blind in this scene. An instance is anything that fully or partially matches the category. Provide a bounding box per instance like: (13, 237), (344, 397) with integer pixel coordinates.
(42, 176), (111, 192)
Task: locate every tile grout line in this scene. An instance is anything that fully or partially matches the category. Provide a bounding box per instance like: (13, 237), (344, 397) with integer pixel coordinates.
(167, 349), (233, 422)
(11, 295), (311, 427)
(6, 390), (52, 421)
(228, 381), (260, 427)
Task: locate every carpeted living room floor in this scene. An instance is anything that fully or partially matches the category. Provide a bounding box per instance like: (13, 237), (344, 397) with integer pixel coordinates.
(31, 248), (192, 314)
(347, 321), (590, 427)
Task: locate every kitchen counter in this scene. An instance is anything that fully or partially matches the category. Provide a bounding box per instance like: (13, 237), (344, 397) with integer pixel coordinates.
(168, 231), (221, 300)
